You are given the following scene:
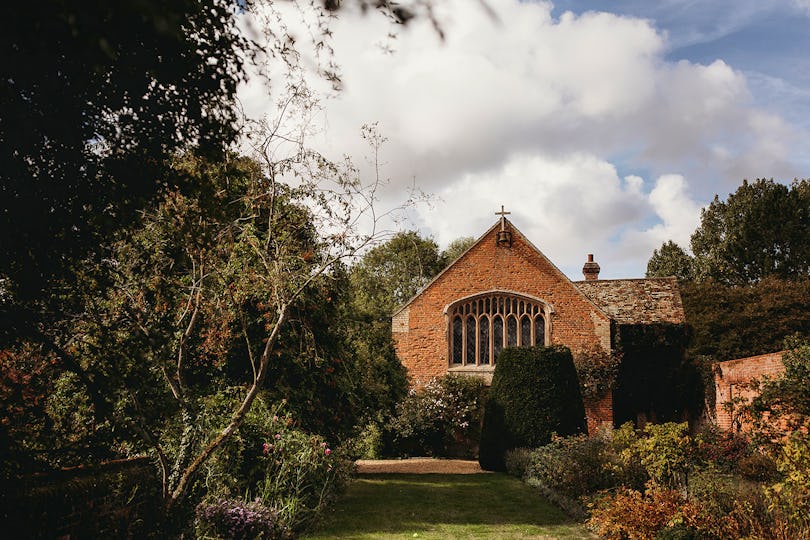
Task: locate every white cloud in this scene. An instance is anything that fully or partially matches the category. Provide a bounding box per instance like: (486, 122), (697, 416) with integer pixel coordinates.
(793, 0), (810, 16)
(416, 151), (650, 278)
(237, 0), (807, 277)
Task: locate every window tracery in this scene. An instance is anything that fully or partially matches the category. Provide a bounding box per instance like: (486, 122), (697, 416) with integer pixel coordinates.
(448, 293), (547, 367)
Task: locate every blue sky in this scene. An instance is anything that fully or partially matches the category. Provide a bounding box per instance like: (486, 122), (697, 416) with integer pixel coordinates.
(241, 0), (810, 279)
(553, 1), (810, 137)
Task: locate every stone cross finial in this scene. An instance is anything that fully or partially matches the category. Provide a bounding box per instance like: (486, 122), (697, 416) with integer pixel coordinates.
(495, 205), (510, 231)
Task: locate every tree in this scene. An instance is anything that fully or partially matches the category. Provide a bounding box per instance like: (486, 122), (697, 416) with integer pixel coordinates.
(646, 241), (695, 282)
(441, 236), (477, 266)
(349, 231), (445, 319)
(682, 277), (810, 361)
(1, 0), (249, 301)
(57, 145), (401, 513)
(690, 178), (810, 285)
(0, 0), (433, 301)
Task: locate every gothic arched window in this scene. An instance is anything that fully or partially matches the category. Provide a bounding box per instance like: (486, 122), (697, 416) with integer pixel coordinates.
(447, 293), (548, 367)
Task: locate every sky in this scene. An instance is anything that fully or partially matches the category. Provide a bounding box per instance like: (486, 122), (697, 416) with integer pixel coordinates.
(238, 0), (810, 280)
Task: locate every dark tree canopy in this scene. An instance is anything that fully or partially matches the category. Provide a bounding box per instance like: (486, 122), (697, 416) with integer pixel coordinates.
(1, 0), (248, 300)
(690, 178), (810, 285)
(682, 277), (810, 361)
(646, 241), (695, 282)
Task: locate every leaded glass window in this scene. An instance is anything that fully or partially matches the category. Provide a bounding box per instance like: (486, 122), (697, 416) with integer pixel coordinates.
(452, 316), (463, 364)
(479, 317), (490, 364)
(493, 314), (504, 362)
(507, 316), (517, 347)
(535, 315), (545, 346)
(448, 293), (548, 367)
(465, 316), (476, 365)
(520, 316), (532, 346)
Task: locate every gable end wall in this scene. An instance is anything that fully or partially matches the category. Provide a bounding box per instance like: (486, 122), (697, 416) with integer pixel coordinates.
(392, 225), (612, 386)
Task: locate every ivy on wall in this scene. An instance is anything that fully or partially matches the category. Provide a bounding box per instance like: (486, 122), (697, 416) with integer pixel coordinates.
(611, 322), (701, 426)
(573, 345), (622, 401)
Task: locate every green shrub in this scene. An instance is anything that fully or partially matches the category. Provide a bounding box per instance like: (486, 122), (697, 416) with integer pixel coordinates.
(517, 427), (648, 517)
(655, 524), (698, 540)
(736, 451), (778, 482)
(693, 423), (752, 473)
(387, 374), (487, 458)
(478, 345), (586, 471)
(525, 435), (617, 501)
(764, 432), (810, 537)
(353, 421), (384, 459)
(199, 395), (352, 536)
(610, 422), (649, 491)
(503, 447), (533, 478)
(638, 422), (692, 490)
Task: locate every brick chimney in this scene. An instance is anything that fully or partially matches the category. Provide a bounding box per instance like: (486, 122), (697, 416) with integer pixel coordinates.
(582, 253), (600, 281)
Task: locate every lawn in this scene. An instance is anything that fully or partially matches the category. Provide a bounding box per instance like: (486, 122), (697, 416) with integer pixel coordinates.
(304, 473), (595, 539)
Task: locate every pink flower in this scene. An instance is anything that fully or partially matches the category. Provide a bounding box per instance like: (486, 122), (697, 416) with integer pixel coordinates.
(324, 448), (331, 456)
(262, 442), (270, 455)
(274, 433), (281, 440)
(273, 415), (279, 422)
(320, 442), (327, 448)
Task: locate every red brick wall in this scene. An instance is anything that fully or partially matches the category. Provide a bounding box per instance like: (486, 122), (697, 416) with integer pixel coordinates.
(392, 221), (613, 431)
(585, 393), (614, 434)
(714, 351), (784, 432)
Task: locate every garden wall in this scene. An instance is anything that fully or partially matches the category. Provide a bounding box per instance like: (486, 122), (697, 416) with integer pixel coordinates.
(714, 351), (784, 432)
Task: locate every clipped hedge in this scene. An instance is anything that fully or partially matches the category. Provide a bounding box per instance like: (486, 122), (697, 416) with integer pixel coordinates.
(478, 345), (586, 471)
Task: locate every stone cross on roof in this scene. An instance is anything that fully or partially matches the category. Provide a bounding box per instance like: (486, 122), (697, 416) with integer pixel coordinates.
(495, 205), (510, 231)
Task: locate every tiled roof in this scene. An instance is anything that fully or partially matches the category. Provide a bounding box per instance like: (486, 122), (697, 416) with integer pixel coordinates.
(574, 277), (685, 325)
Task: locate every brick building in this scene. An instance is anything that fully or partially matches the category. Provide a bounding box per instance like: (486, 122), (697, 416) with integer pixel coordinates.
(714, 351), (785, 432)
(392, 215), (687, 432)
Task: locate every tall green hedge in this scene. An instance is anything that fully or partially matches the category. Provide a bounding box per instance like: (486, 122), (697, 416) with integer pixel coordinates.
(478, 345), (586, 471)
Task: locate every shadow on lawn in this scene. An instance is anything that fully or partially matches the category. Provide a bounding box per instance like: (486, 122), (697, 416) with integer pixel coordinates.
(310, 473), (586, 538)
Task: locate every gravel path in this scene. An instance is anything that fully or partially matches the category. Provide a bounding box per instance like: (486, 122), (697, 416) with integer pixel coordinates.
(355, 458), (488, 474)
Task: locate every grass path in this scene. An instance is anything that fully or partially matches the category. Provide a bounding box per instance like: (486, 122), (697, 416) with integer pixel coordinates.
(304, 473), (595, 540)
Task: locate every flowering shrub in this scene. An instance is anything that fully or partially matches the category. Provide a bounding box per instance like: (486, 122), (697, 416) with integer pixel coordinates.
(195, 498), (286, 540)
(252, 412), (351, 533)
(197, 396), (352, 537)
(388, 374), (486, 458)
